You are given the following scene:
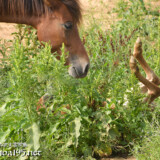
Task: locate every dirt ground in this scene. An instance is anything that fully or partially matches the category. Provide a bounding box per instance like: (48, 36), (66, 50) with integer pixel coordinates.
(102, 157), (136, 160)
(0, 23), (16, 41)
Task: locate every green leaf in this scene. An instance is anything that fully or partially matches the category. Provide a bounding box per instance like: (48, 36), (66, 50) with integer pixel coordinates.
(0, 103), (7, 116)
(32, 122), (41, 151)
(51, 122), (60, 134)
(66, 137), (73, 148)
(109, 127), (121, 140)
(27, 122), (41, 151)
(75, 117), (81, 147)
(0, 129), (11, 143)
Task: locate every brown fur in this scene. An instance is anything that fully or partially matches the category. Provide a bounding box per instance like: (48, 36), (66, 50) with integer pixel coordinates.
(0, 0), (89, 80)
(0, 0), (81, 23)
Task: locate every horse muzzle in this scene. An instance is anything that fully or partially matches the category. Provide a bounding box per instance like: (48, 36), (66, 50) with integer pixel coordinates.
(68, 63), (89, 78)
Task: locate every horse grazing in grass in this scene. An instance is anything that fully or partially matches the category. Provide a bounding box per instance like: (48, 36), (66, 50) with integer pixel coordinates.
(0, 0), (89, 78)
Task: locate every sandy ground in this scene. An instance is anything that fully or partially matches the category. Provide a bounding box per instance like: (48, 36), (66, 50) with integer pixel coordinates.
(0, 23), (17, 41)
(102, 157), (136, 160)
(81, 0), (118, 29)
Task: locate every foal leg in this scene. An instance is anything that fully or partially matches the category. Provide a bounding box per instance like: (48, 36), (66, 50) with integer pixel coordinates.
(133, 38), (160, 88)
(130, 38), (160, 104)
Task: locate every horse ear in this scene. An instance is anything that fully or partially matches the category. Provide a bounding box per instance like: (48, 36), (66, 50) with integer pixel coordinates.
(44, 0), (60, 8)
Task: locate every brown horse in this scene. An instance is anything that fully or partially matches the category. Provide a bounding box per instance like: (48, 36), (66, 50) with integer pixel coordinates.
(0, 0), (89, 78)
(130, 38), (160, 105)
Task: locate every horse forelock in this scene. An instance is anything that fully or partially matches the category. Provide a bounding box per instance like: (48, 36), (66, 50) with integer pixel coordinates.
(0, 0), (82, 24)
(61, 0), (82, 24)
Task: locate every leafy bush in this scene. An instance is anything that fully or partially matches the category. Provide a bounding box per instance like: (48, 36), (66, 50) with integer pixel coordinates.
(0, 1), (160, 159)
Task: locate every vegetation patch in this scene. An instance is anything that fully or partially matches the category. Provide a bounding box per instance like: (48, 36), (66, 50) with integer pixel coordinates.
(0, 0), (160, 159)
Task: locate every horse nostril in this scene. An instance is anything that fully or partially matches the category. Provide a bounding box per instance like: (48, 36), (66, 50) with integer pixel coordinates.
(84, 64), (89, 74)
(73, 66), (79, 76)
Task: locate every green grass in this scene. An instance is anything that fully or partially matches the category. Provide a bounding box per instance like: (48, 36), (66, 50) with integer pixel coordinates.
(0, 0), (160, 159)
(133, 119), (160, 160)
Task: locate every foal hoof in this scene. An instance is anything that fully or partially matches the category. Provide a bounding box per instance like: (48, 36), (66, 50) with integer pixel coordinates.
(129, 56), (139, 74)
(133, 37), (142, 58)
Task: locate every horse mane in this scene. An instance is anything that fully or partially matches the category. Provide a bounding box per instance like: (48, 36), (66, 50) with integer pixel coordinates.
(0, 0), (81, 24)
(62, 0), (82, 24)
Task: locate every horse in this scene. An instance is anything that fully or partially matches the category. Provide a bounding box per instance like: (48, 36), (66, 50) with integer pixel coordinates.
(0, 0), (90, 78)
(130, 38), (160, 105)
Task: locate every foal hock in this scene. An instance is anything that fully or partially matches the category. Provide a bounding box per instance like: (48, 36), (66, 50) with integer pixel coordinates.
(130, 38), (160, 104)
(0, 0), (90, 78)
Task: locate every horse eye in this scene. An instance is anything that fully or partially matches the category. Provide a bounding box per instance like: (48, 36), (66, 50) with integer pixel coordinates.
(63, 22), (73, 30)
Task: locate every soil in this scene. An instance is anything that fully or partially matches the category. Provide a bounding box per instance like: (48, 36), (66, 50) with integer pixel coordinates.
(101, 157), (136, 160)
(0, 23), (17, 41)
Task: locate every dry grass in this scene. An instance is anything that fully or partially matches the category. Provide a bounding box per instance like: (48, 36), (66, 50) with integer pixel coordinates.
(80, 0), (118, 30)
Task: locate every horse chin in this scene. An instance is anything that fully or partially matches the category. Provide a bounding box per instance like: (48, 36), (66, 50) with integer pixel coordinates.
(68, 66), (87, 78)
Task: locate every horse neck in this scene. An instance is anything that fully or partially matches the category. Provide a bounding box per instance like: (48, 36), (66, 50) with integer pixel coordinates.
(0, 15), (40, 28)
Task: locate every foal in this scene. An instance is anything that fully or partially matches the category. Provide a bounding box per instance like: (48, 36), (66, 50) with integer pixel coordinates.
(0, 0), (90, 78)
(130, 38), (160, 104)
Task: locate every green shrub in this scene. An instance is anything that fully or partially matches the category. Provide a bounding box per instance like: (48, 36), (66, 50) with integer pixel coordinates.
(0, 1), (160, 159)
